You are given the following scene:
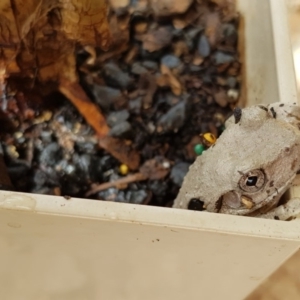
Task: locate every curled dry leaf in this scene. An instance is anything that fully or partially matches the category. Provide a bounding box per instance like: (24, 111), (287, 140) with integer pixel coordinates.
(0, 0), (111, 82)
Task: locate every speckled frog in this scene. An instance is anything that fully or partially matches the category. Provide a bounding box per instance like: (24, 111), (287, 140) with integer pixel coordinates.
(173, 102), (300, 220)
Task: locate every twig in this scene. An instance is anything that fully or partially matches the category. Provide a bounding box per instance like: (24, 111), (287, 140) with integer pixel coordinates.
(85, 172), (148, 197)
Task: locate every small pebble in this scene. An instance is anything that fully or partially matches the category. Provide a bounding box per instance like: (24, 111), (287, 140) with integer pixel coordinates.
(40, 130), (53, 143)
(102, 62), (133, 89)
(157, 101), (186, 133)
(170, 162), (191, 186)
(6, 145), (19, 159)
(214, 51), (235, 65)
(148, 180), (168, 197)
(13, 132), (23, 140)
(33, 169), (48, 187)
(161, 55), (181, 69)
(129, 97), (142, 114)
(75, 154), (91, 174)
(227, 76), (237, 88)
(162, 161), (171, 169)
(115, 191), (127, 203)
(97, 187), (119, 201)
(131, 62), (148, 75)
(126, 190), (148, 204)
(227, 89), (239, 102)
(147, 122), (156, 134)
(109, 121), (132, 138)
(107, 110), (130, 127)
(194, 144), (205, 155)
(186, 28), (202, 40)
(222, 23), (238, 45)
(39, 143), (62, 166)
(119, 164), (129, 175)
(93, 85), (125, 110)
(75, 141), (96, 154)
(142, 60), (159, 70)
(33, 111), (52, 124)
(59, 161), (76, 175)
(14, 132), (26, 144)
(197, 35), (211, 58)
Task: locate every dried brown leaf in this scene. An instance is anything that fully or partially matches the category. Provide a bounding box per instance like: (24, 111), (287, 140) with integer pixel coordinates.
(141, 27), (172, 52)
(0, 0), (111, 83)
(99, 137), (141, 170)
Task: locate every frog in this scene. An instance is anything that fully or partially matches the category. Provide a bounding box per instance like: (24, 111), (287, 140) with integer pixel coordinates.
(172, 102), (300, 220)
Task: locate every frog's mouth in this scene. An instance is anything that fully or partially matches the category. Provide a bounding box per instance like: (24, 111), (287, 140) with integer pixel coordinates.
(219, 176), (295, 216)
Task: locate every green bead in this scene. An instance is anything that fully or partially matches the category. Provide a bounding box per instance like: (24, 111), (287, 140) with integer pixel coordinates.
(194, 144), (205, 155)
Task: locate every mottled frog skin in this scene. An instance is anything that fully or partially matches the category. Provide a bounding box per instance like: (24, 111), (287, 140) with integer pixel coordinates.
(173, 102), (300, 220)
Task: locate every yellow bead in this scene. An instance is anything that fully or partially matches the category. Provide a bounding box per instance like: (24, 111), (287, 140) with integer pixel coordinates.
(119, 164), (129, 175)
(202, 133), (216, 146)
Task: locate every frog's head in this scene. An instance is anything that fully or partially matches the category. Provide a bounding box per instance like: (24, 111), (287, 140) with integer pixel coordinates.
(174, 103), (300, 216)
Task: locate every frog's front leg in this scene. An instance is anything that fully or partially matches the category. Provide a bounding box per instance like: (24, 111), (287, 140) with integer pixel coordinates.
(258, 198), (300, 220)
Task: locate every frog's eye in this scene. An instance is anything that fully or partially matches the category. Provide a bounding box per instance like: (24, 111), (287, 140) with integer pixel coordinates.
(238, 169), (266, 192)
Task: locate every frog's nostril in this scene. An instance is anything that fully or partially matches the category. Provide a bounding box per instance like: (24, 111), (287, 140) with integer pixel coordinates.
(188, 198), (205, 211)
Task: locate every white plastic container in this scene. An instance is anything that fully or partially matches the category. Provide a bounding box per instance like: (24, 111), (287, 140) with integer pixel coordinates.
(0, 1), (298, 299)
